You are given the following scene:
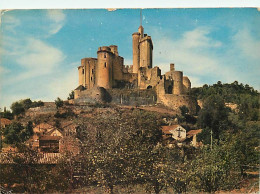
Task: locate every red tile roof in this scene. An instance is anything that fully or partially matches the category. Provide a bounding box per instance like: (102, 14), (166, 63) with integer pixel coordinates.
(0, 118), (12, 126)
(34, 123), (54, 130)
(186, 129), (202, 138)
(161, 125), (181, 134)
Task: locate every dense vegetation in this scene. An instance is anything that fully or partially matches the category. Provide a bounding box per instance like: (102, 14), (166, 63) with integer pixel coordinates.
(0, 81), (259, 193)
(9, 98), (44, 117)
(191, 81), (259, 121)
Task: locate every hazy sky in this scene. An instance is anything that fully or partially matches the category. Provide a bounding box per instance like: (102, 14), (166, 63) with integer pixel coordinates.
(0, 9), (259, 108)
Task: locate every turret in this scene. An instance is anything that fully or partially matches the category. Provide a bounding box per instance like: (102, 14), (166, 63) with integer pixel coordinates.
(173, 71), (183, 95)
(96, 46), (113, 89)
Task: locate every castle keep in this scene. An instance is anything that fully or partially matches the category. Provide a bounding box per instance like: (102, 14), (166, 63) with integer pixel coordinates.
(74, 24), (196, 113)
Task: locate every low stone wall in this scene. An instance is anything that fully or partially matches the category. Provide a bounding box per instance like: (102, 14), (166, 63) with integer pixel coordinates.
(25, 102), (56, 116)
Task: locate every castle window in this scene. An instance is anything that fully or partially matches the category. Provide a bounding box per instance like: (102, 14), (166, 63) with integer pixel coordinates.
(91, 77), (92, 81)
(104, 53), (106, 58)
(92, 69), (94, 74)
(104, 62), (107, 68)
(82, 69), (84, 74)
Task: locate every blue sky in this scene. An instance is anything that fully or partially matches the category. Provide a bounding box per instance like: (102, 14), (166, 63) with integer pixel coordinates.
(0, 9), (259, 109)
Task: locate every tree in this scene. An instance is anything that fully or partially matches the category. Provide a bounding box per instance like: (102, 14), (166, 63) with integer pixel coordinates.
(55, 97), (64, 109)
(67, 90), (75, 100)
(197, 95), (230, 144)
(3, 121), (34, 145)
(10, 99), (44, 116)
(189, 144), (239, 192)
(10, 102), (25, 116)
(179, 105), (189, 116)
(0, 109), (14, 120)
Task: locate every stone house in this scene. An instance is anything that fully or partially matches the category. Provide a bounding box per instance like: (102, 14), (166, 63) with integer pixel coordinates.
(27, 123), (64, 153)
(27, 122), (80, 154)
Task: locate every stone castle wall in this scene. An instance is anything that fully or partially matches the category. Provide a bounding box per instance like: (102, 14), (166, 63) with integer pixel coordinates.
(157, 94), (197, 114)
(107, 88), (157, 106)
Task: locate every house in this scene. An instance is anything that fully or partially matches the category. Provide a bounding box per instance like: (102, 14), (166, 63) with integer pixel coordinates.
(186, 129), (202, 147)
(39, 135), (62, 153)
(27, 123), (64, 153)
(33, 123), (55, 134)
(162, 125), (186, 141)
(28, 122), (81, 154)
(162, 125), (186, 147)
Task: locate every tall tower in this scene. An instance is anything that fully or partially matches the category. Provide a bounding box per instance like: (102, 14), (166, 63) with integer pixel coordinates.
(132, 9), (153, 73)
(132, 32), (140, 74)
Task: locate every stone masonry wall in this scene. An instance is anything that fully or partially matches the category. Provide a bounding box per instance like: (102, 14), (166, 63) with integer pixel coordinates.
(157, 94), (197, 114)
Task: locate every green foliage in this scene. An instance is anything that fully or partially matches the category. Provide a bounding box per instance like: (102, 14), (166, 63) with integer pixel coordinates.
(67, 90), (75, 100)
(0, 109), (14, 120)
(10, 98), (44, 116)
(189, 144), (240, 192)
(197, 95), (230, 143)
(191, 81), (259, 121)
(55, 97), (64, 109)
(1, 104), (259, 193)
(223, 123), (260, 176)
(10, 102), (25, 116)
(179, 105), (189, 116)
(3, 121), (33, 145)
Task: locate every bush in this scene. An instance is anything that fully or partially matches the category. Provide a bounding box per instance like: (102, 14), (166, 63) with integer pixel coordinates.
(55, 97), (64, 109)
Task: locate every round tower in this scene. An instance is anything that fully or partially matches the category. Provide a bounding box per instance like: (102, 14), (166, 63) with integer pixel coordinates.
(183, 76), (191, 94)
(96, 46), (113, 89)
(132, 32), (140, 74)
(173, 71), (183, 95)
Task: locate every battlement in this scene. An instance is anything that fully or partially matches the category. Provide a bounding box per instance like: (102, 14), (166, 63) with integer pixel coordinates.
(132, 32), (140, 36)
(98, 46), (112, 53)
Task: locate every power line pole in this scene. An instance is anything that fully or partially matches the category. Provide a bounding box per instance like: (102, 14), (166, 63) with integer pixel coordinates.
(210, 129), (213, 150)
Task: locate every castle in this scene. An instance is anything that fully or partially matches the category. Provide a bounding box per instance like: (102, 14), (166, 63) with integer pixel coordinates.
(74, 24), (197, 113)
